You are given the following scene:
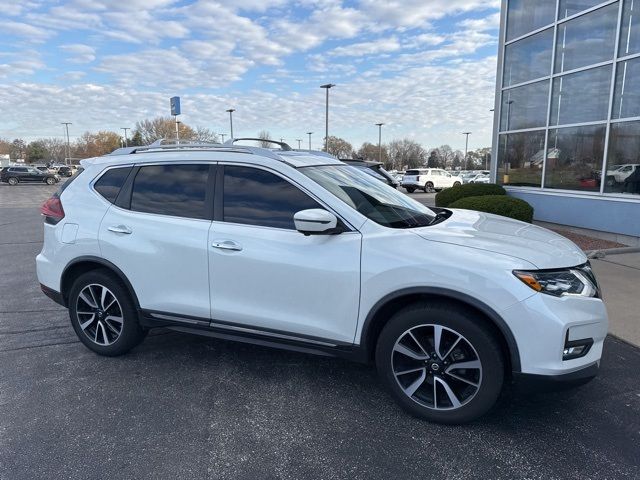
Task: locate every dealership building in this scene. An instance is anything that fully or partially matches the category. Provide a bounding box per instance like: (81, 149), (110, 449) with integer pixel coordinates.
(491, 0), (640, 244)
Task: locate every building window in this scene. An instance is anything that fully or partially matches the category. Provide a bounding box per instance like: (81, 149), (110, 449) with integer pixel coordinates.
(503, 28), (554, 86)
(603, 121), (640, 194)
(555, 2), (619, 73)
(544, 125), (606, 191)
(497, 131), (546, 187)
(613, 57), (640, 119)
(559, 0), (613, 19)
(500, 80), (549, 131)
(619, 0), (640, 57)
(550, 65), (612, 125)
(507, 0), (557, 41)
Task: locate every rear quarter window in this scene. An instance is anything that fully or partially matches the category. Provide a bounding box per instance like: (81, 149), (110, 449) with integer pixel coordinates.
(93, 167), (131, 203)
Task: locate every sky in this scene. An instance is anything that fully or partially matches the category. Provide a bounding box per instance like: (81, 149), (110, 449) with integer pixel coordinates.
(0, 0), (501, 151)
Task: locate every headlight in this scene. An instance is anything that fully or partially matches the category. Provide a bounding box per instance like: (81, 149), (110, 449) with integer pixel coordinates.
(513, 266), (598, 298)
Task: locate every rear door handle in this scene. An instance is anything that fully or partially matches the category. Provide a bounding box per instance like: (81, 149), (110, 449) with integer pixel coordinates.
(108, 225), (132, 234)
(211, 240), (242, 251)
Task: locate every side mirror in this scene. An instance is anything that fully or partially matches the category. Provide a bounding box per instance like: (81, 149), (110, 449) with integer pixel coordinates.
(294, 209), (340, 235)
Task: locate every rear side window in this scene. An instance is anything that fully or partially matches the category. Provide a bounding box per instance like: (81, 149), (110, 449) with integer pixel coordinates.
(94, 167), (131, 203)
(223, 165), (320, 229)
(405, 170), (420, 175)
(130, 164), (210, 219)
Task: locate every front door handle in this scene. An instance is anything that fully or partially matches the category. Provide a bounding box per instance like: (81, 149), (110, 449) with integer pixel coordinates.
(108, 225), (132, 234)
(212, 240), (242, 251)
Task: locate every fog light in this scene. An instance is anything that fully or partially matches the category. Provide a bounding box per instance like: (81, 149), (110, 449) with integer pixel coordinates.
(563, 333), (593, 361)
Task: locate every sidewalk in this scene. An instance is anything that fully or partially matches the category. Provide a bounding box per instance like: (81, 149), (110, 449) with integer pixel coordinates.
(591, 252), (640, 346)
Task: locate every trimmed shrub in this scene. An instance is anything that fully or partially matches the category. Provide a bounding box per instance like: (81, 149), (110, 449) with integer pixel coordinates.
(449, 195), (534, 223)
(435, 183), (506, 207)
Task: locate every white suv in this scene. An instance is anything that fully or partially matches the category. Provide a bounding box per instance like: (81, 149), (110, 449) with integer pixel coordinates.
(37, 139), (608, 424)
(401, 168), (462, 193)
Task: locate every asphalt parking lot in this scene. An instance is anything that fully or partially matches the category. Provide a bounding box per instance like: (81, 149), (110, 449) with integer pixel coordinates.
(1, 184), (639, 480)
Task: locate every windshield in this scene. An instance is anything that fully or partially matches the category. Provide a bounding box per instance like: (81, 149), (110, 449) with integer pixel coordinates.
(302, 165), (437, 228)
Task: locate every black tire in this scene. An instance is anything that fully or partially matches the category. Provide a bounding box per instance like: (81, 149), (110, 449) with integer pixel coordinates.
(405, 187), (415, 193)
(8, 177), (18, 186)
(424, 181), (434, 193)
(453, 181), (461, 187)
(68, 269), (147, 356)
(375, 301), (504, 424)
(45, 176), (56, 185)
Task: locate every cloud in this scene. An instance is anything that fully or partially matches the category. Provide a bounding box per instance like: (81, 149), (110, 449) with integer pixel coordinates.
(329, 37), (402, 57)
(60, 44), (96, 63)
(0, 20), (52, 41)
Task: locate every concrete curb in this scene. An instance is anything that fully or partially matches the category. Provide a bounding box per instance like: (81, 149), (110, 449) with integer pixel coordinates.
(586, 246), (640, 258)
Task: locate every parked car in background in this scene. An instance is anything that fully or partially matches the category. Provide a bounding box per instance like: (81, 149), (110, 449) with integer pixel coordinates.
(401, 168), (462, 193)
(470, 173), (491, 184)
(57, 166), (74, 177)
(603, 164), (640, 186)
(340, 158), (399, 188)
(1, 166), (59, 185)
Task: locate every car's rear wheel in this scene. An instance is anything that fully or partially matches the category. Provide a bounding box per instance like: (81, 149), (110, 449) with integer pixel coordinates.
(405, 187), (415, 193)
(69, 270), (147, 356)
(376, 302), (504, 424)
(45, 177), (56, 185)
(453, 181), (461, 186)
(424, 182), (434, 193)
(8, 177), (18, 186)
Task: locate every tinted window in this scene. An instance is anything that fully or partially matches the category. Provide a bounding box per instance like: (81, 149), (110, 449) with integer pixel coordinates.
(500, 79), (550, 131)
(223, 166), (320, 229)
(554, 3), (618, 73)
(497, 131), (546, 187)
(94, 167), (132, 203)
(613, 57), (640, 119)
(550, 65), (612, 125)
(620, 0), (640, 56)
(559, 0), (609, 19)
(131, 164), (210, 219)
(507, 0), (556, 41)
(14, 167), (28, 173)
(503, 28), (553, 86)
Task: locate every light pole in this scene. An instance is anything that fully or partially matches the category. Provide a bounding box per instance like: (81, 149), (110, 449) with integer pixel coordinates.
(307, 132), (313, 151)
(375, 123), (384, 164)
(296, 139), (302, 149)
(226, 109), (235, 139)
(176, 121), (182, 143)
(61, 122), (72, 164)
(121, 127), (130, 147)
(320, 83), (335, 152)
(220, 133), (226, 143)
(462, 132), (471, 170)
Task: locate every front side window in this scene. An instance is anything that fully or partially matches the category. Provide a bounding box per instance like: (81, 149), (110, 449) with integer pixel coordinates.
(302, 165), (436, 228)
(130, 164), (210, 219)
(94, 167), (132, 203)
(223, 165), (321, 230)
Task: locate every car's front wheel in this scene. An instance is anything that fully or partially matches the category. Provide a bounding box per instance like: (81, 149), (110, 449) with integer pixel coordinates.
(453, 181), (461, 186)
(45, 177), (56, 185)
(69, 270), (147, 356)
(376, 302), (504, 424)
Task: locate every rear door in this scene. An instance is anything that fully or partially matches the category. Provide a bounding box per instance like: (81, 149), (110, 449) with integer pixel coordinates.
(98, 162), (214, 320)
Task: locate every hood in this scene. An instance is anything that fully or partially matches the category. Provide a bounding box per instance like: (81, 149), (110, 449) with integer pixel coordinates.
(414, 209), (587, 269)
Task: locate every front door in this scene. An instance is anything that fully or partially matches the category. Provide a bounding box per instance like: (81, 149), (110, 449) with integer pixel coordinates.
(208, 164), (361, 344)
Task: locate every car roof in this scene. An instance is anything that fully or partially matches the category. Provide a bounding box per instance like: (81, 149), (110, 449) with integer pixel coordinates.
(82, 139), (344, 170)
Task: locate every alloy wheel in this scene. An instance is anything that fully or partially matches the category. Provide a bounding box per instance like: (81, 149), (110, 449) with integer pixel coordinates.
(75, 283), (124, 346)
(391, 324), (482, 410)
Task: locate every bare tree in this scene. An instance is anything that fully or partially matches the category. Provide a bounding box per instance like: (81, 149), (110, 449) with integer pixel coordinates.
(193, 126), (218, 143)
(325, 136), (353, 158)
(258, 130), (272, 148)
(73, 131), (122, 158)
(357, 142), (389, 166)
(388, 138), (426, 170)
(133, 116), (196, 144)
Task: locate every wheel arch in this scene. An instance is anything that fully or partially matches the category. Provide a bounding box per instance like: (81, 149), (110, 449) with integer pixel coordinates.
(60, 256), (139, 309)
(360, 287), (521, 373)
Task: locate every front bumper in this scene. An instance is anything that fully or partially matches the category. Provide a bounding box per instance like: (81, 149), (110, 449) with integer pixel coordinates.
(501, 292), (608, 377)
(514, 361), (599, 392)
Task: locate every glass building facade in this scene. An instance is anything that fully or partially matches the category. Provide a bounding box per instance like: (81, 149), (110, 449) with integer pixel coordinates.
(492, 0), (640, 241)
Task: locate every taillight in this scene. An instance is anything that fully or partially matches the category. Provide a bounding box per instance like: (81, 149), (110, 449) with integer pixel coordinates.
(41, 195), (65, 225)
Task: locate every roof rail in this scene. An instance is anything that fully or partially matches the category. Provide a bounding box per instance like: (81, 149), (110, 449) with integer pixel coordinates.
(224, 138), (292, 151)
